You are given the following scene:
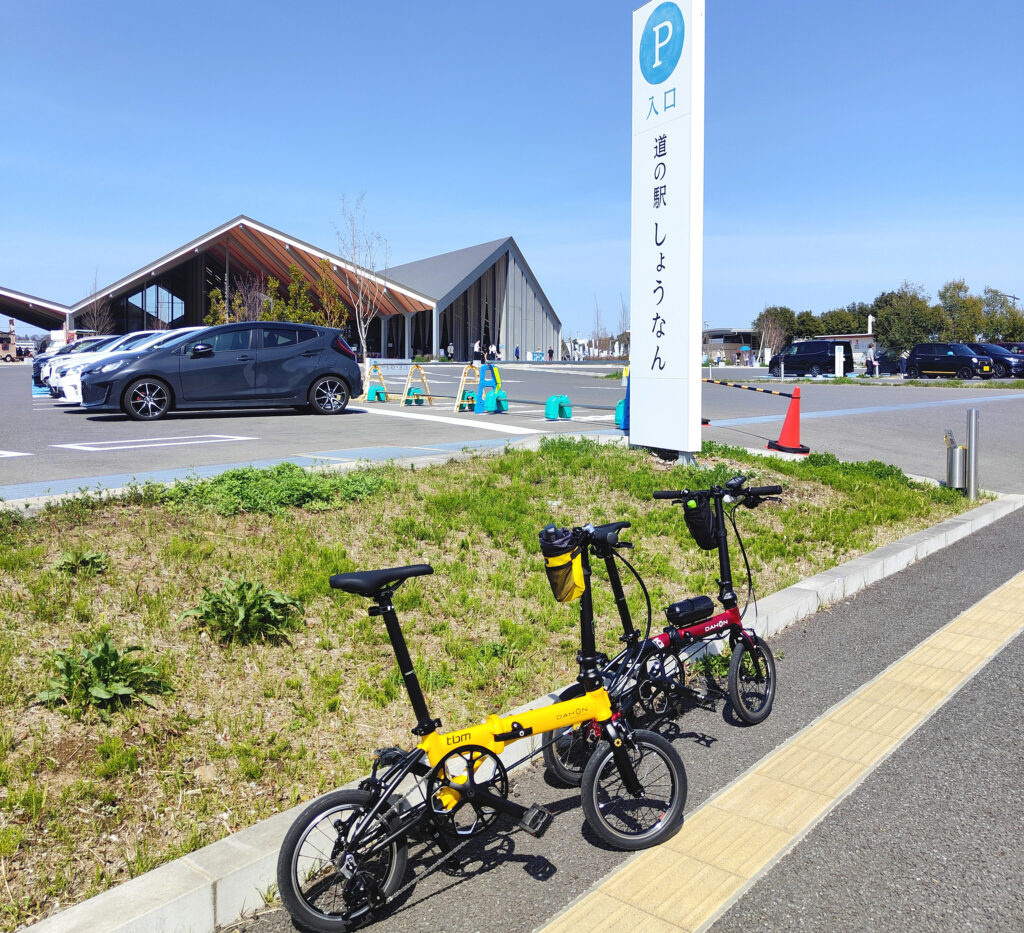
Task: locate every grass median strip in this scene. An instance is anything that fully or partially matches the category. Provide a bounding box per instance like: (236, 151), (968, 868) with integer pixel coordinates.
(0, 438), (970, 930)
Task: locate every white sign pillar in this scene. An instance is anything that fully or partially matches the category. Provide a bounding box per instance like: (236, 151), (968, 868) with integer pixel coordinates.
(629, 0), (705, 453)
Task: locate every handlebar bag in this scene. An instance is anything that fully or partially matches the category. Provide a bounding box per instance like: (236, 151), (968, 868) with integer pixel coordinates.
(683, 493), (719, 551)
(539, 526), (585, 603)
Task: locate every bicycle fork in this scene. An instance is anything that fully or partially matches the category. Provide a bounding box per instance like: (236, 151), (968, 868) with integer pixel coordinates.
(603, 720), (645, 797)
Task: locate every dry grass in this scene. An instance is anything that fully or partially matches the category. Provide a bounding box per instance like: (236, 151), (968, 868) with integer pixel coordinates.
(0, 439), (970, 929)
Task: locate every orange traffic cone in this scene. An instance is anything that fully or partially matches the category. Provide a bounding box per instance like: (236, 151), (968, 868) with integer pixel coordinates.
(767, 386), (810, 455)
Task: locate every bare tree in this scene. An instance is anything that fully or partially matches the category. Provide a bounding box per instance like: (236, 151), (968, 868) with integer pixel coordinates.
(77, 272), (114, 334)
(334, 194), (391, 360)
(232, 271), (267, 322)
(592, 295), (606, 353)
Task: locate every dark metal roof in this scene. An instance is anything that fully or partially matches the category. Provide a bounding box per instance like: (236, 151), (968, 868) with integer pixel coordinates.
(387, 236), (560, 326)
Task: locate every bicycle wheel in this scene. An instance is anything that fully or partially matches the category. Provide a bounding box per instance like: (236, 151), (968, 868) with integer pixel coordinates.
(728, 636), (776, 725)
(580, 728), (686, 850)
(542, 720), (601, 787)
(277, 789), (408, 933)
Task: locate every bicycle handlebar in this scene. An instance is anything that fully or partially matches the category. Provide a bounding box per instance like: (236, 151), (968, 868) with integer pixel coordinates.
(652, 478), (784, 502)
(587, 520), (631, 547)
(746, 485), (783, 497)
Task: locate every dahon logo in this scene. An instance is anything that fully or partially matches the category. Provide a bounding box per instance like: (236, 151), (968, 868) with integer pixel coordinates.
(639, 2), (685, 85)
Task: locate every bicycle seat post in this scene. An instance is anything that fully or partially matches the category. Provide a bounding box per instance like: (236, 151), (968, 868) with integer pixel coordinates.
(576, 545), (603, 690)
(713, 491), (738, 608)
(368, 588), (440, 737)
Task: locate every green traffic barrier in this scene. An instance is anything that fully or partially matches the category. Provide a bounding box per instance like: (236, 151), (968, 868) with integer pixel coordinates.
(405, 387), (424, 406)
(367, 385), (387, 402)
(458, 390), (476, 412)
(545, 394), (572, 420)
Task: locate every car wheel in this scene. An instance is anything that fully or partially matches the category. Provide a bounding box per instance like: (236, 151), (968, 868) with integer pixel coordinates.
(48, 385), (60, 398)
(907, 365), (920, 379)
(994, 363), (1007, 378)
(957, 366), (973, 380)
(809, 364), (822, 377)
(769, 364), (780, 377)
(123, 378), (172, 421)
(309, 376), (350, 414)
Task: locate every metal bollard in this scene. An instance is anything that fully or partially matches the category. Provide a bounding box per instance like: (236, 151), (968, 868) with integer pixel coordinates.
(965, 409), (979, 500)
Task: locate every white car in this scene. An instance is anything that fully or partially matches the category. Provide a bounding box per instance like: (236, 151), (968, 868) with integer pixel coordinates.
(61, 328), (206, 404)
(48, 331), (164, 397)
(40, 335), (122, 387)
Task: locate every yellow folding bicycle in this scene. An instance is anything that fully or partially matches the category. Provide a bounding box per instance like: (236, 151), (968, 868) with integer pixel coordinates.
(276, 521), (686, 932)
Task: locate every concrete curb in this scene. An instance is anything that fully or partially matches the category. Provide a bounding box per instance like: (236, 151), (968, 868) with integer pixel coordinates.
(21, 494), (1024, 933)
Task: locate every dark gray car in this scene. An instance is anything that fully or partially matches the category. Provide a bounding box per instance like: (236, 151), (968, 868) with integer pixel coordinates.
(80, 322), (363, 421)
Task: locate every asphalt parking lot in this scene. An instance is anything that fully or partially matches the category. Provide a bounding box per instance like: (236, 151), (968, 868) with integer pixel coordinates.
(3, 361), (1024, 499)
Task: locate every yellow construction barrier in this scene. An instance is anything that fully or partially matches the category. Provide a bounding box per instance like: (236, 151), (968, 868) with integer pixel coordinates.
(358, 363), (390, 402)
(453, 363), (480, 412)
(400, 364), (439, 406)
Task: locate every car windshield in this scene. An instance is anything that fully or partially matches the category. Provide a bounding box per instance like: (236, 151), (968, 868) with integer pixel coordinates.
(950, 343), (973, 354)
(161, 328), (210, 349)
(978, 344), (1009, 357)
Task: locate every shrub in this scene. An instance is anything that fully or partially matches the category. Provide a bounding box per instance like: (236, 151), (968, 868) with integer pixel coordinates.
(37, 630), (173, 721)
(180, 578), (304, 645)
(55, 548), (109, 576)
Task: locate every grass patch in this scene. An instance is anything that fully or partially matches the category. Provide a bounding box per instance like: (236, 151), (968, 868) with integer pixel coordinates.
(0, 440), (974, 928)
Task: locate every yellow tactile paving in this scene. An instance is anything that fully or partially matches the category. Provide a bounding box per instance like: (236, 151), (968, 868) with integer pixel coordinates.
(539, 570), (1024, 933)
(662, 805), (791, 878)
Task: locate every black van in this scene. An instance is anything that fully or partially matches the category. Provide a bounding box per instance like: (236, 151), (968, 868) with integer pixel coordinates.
(769, 340), (854, 377)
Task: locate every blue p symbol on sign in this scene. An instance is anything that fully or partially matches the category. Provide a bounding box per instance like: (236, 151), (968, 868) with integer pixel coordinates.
(639, 2), (685, 85)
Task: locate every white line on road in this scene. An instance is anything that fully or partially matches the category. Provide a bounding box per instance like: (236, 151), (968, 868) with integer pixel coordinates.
(0, 450), (32, 458)
(356, 407), (544, 435)
(52, 435), (258, 452)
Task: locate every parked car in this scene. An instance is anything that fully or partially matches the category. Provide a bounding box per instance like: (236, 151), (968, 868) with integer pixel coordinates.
(965, 343), (1024, 379)
(768, 339), (854, 377)
(61, 328), (207, 404)
(80, 322), (363, 421)
(872, 348), (902, 376)
(905, 343), (994, 380)
(48, 330), (165, 397)
(33, 336), (113, 386)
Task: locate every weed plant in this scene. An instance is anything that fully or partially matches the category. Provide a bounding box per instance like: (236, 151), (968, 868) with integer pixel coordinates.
(0, 438), (972, 929)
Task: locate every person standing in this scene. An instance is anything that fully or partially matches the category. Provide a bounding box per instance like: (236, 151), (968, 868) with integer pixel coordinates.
(514, 345), (520, 361)
(473, 339), (482, 362)
(865, 343), (876, 377)
(899, 348), (909, 378)
(447, 341), (455, 361)
(547, 346), (554, 363)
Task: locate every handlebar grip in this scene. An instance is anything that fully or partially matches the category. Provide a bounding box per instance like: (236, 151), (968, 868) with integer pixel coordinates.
(591, 520), (630, 546)
(652, 490), (683, 500)
(746, 485), (783, 496)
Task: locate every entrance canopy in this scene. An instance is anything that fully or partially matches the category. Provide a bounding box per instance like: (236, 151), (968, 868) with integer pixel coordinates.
(0, 286), (69, 331)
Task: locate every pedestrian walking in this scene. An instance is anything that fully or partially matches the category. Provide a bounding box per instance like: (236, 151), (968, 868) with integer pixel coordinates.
(473, 339), (482, 362)
(514, 345), (520, 361)
(447, 341), (455, 361)
(547, 346), (554, 362)
(865, 343), (876, 377)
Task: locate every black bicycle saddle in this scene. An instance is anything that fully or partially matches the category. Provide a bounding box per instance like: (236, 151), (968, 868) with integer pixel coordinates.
(329, 564), (434, 597)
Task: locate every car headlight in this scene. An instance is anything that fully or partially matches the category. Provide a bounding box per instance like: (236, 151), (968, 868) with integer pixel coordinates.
(98, 359), (126, 373)
(971, 357), (978, 363)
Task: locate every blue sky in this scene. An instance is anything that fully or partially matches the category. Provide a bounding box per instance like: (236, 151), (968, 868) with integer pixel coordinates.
(2, 0), (1022, 338)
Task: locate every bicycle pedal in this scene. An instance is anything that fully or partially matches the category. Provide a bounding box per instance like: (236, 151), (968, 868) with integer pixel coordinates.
(519, 804), (552, 837)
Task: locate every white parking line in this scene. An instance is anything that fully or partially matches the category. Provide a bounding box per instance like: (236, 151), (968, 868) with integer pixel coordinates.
(0, 450), (32, 458)
(358, 407), (543, 435)
(52, 435), (257, 452)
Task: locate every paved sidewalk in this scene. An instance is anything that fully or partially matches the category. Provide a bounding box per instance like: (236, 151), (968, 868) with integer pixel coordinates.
(24, 495), (1024, 933)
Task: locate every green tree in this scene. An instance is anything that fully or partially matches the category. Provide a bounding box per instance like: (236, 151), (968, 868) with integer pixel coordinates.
(981, 287), (1022, 339)
(819, 308), (858, 335)
(872, 282), (935, 352)
(937, 279), (985, 342)
(312, 258), (350, 328)
(793, 310), (824, 337)
(204, 287), (245, 325)
(264, 265), (316, 323)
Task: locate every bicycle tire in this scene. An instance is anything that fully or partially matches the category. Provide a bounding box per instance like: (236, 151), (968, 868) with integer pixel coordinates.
(580, 728), (686, 850)
(540, 684), (594, 786)
(277, 788), (408, 933)
(728, 636), (776, 725)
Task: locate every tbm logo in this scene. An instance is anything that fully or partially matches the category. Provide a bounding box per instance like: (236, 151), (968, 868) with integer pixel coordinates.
(445, 731), (472, 747)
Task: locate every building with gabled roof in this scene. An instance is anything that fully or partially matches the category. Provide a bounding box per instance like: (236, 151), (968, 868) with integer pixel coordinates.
(0, 217), (561, 361)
